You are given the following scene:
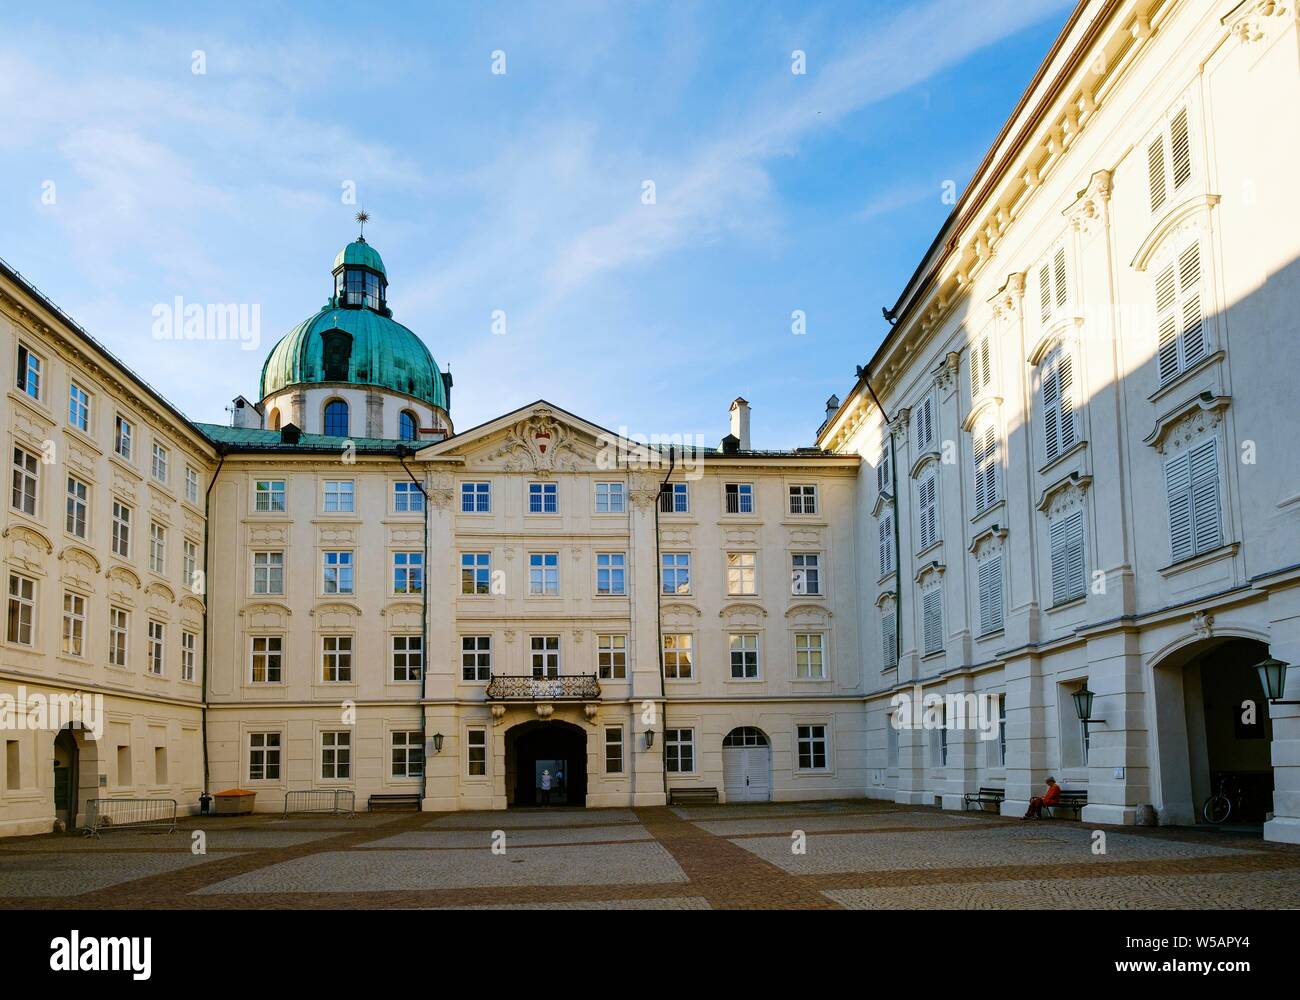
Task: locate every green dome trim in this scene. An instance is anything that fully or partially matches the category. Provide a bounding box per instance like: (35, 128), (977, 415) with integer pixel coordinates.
(259, 306), (447, 410)
(333, 239), (387, 276)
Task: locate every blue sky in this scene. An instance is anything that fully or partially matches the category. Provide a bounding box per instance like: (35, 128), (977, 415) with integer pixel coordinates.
(0, 0), (1073, 448)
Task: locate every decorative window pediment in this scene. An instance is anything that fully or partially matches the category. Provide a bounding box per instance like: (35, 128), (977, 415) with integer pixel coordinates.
(1144, 393), (1230, 455)
(914, 560), (945, 586)
(1036, 472), (1092, 517)
(968, 523), (1008, 556)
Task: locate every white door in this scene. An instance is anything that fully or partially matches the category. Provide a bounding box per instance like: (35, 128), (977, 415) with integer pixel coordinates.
(723, 746), (771, 802)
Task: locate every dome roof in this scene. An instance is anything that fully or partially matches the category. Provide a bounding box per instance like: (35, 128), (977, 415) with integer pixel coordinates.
(259, 306), (447, 410)
(332, 238), (387, 276)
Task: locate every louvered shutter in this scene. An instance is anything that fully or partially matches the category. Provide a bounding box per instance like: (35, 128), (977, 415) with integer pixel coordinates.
(1050, 510), (1085, 604)
(1053, 246), (1068, 311)
(1039, 263), (1052, 323)
(1166, 450), (1194, 562)
(1043, 361), (1060, 461)
(1057, 353), (1076, 451)
(877, 446), (891, 495)
(1066, 512), (1086, 600)
(923, 589), (943, 654)
(979, 556), (1004, 634)
(1147, 135), (1168, 212)
(882, 612), (897, 669)
(1179, 243), (1205, 366)
(1155, 261), (1181, 382)
(916, 397), (933, 450)
(919, 474), (937, 549)
(1170, 107), (1192, 191)
(1189, 439), (1222, 554)
(879, 509), (893, 574)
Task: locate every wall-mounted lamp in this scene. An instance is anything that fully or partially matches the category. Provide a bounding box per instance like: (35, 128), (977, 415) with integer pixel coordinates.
(1255, 658), (1299, 705)
(644, 730), (655, 750)
(430, 732), (444, 754)
(1072, 686), (1103, 735)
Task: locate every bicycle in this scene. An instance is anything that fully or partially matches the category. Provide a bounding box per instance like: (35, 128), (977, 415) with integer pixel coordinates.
(1202, 774), (1244, 824)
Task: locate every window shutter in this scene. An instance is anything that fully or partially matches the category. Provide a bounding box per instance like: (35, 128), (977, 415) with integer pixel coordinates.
(1066, 512), (1086, 599)
(1155, 262), (1181, 383)
(1039, 263), (1052, 323)
(1043, 349), (1076, 463)
(971, 336), (992, 397)
(877, 447), (891, 495)
(1053, 246), (1068, 311)
(1179, 243), (1205, 366)
(1166, 450), (1194, 563)
(1050, 510), (1085, 604)
(916, 397), (933, 450)
(923, 589), (943, 655)
(919, 474), (937, 549)
(1170, 107), (1192, 191)
(975, 424), (998, 510)
(974, 437), (987, 513)
(882, 612), (897, 669)
(979, 556), (1004, 635)
(879, 509), (893, 575)
(1189, 439), (1222, 555)
(1147, 135), (1168, 212)
(1043, 361), (1060, 461)
(1057, 353), (1075, 452)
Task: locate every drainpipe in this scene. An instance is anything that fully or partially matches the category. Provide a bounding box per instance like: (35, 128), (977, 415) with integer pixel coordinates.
(862, 373), (902, 670)
(397, 446), (430, 805)
(200, 446), (228, 810)
(654, 446), (677, 802)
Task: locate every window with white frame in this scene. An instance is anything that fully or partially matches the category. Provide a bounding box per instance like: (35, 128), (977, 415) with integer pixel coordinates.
(662, 634), (693, 679)
(182, 539), (198, 591)
(917, 469), (939, 550)
(978, 555), (1005, 635)
(7, 574), (35, 645)
(466, 729), (487, 776)
(726, 552), (756, 595)
(392, 731), (423, 777)
(921, 583), (944, 656)
(111, 501), (132, 557)
(605, 727), (624, 773)
(1154, 240), (1206, 385)
(1147, 103), (1194, 215)
(997, 695), (1007, 767)
(323, 479), (354, 513)
(109, 607), (129, 667)
(792, 552), (820, 595)
(797, 724), (829, 770)
(114, 414), (133, 461)
(530, 635), (559, 678)
(251, 636), (282, 683)
(794, 632), (825, 679)
(729, 633), (759, 679)
(528, 552), (559, 595)
(789, 484), (818, 515)
(597, 634), (627, 679)
(181, 630), (196, 681)
(594, 482), (625, 513)
(881, 604), (897, 670)
(151, 442), (169, 483)
(938, 704), (949, 767)
(322, 635), (353, 682)
(461, 635), (491, 681)
(248, 732), (281, 781)
(394, 480), (424, 512)
(528, 481), (557, 513)
(16, 343), (42, 399)
(878, 507), (894, 575)
(321, 731), (351, 779)
(252, 551), (284, 595)
(185, 465), (199, 505)
(915, 395), (935, 452)
(1049, 509), (1087, 605)
(393, 635), (423, 681)
(665, 728), (695, 772)
(149, 522), (166, 574)
(11, 447), (37, 516)
(1166, 438), (1222, 563)
(461, 552), (490, 595)
(876, 443), (892, 496)
(970, 333), (993, 399)
(724, 482), (754, 514)
(254, 479), (286, 512)
(596, 553), (625, 595)
(68, 382), (90, 431)
(392, 551), (424, 594)
(659, 482), (689, 513)
(66, 476), (88, 538)
(147, 621), (165, 675)
(661, 552), (690, 594)
(62, 592), (86, 657)
(460, 481), (490, 513)
(1040, 344), (1078, 463)
(1037, 242), (1069, 327)
(322, 551), (354, 594)
(972, 418), (999, 513)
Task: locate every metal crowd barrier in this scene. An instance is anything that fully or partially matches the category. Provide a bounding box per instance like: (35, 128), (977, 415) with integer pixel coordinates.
(84, 798), (178, 837)
(282, 789), (356, 818)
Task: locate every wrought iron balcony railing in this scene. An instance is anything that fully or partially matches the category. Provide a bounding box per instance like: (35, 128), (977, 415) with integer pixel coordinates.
(484, 674), (601, 701)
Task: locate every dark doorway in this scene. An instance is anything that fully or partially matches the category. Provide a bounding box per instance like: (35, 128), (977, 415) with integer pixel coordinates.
(505, 721), (587, 807)
(1194, 639), (1274, 824)
(53, 726), (79, 831)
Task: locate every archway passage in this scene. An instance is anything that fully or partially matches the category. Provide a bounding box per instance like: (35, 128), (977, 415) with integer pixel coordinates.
(53, 727), (78, 830)
(505, 721), (588, 807)
(1155, 637), (1274, 826)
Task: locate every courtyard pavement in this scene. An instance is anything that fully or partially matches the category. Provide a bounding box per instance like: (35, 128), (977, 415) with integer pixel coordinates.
(1, 799), (1298, 909)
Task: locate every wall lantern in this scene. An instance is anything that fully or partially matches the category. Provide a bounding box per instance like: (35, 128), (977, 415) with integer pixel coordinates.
(430, 732), (444, 754)
(1255, 658), (1299, 705)
(1072, 685), (1101, 728)
(644, 730), (655, 750)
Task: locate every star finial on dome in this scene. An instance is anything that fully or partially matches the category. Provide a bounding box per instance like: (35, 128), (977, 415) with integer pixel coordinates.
(355, 209), (370, 242)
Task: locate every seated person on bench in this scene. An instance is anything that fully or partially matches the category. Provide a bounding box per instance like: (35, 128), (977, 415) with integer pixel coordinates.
(1022, 776), (1061, 820)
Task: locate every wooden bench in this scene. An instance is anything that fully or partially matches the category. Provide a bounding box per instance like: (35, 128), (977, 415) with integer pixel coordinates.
(668, 787), (719, 806)
(1045, 790), (1087, 818)
(962, 786), (1006, 812)
(367, 793), (421, 813)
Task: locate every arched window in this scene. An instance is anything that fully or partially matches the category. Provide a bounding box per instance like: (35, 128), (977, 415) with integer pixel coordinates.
(323, 400), (349, 438)
(268, 408), (281, 431)
(399, 410), (418, 441)
(321, 331), (353, 382)
(722, 727), (769, 747)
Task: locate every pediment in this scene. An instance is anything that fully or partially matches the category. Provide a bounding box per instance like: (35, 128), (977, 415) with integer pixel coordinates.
(106, 565), (142, 589)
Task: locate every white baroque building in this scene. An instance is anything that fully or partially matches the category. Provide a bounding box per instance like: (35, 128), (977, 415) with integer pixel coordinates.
(1, 0), (1298, 844)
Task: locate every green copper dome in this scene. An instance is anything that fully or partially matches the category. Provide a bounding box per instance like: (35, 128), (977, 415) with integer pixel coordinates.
(333, 238), (387, 276)
(259, 242), (447, 410)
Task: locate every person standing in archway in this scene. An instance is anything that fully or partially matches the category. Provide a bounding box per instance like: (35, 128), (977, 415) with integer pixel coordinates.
(539, 768), (552, 806)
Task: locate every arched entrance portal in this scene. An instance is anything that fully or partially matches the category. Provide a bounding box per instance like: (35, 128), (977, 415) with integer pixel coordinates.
(52, 724), (99, 831)
(1154, 637), (1274, 826)
(722, 727), (771, 802)
(505, 721), (588, 807)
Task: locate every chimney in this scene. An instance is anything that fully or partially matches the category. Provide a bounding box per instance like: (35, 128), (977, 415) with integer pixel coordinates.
(824, 394), (840, 423)
(729, 397), (751, 451)
(230, 395), (263, 429)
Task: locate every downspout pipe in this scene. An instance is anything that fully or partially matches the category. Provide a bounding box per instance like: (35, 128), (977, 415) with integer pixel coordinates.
(397, 446), (430, 805)
(861, 373), (902, 670)
(654, 445), (677, 802)
(200, 446), (228, 807)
